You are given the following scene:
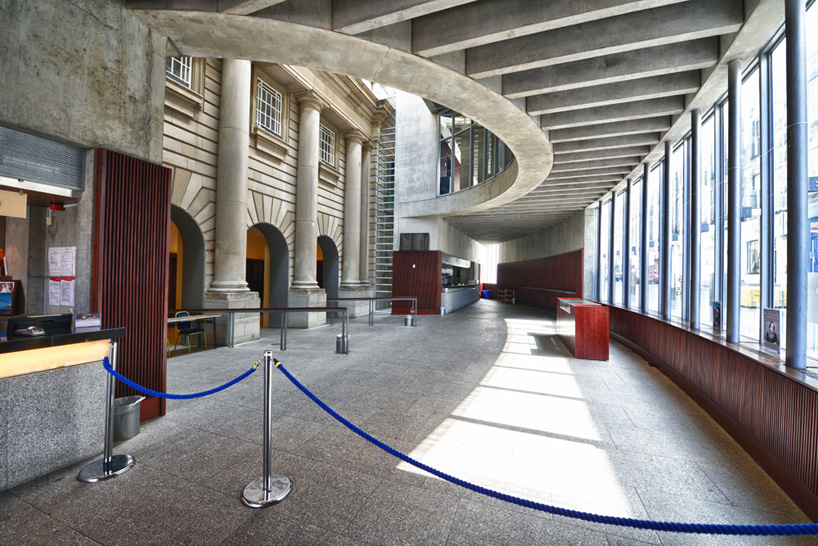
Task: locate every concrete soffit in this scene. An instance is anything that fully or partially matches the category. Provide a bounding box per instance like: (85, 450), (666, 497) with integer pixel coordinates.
(130, 9), (552, 219)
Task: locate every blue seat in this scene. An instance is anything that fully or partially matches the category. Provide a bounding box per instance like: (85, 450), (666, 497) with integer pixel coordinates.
(173, 311), (208, 353)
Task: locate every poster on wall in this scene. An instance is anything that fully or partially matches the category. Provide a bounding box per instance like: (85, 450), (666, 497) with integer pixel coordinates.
(0, 281), (16, 315)
(712, 301), (722, 332)
(763, 308), (781, 353)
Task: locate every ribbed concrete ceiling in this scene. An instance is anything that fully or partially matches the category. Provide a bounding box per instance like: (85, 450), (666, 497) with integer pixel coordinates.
(130, 0), (762, 243)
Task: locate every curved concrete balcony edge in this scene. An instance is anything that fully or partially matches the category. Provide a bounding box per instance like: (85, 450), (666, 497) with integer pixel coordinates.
(134, 10), (552, 218)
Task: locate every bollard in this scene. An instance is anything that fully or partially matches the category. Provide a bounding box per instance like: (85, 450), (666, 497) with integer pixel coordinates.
(242, 351), (292, 508)
(78, 340), (136, 483)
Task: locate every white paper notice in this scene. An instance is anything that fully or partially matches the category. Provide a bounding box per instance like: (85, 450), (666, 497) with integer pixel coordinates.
(61, 247), (76, 276)
(48, 248), (62, 277)
(60, 279), (75, 307)
(49, 279), (62, 306)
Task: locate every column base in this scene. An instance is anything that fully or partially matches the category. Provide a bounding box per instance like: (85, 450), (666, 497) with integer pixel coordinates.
(338, 286), (374, 318)
(205, 291), (261, 345)
(288, 289), (326, 328)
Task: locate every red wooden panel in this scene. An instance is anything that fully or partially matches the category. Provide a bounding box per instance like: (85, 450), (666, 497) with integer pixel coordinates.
(497, 250), (584, 311)
(93, 149), (171, 420)
(391, 251), (442, 314)
(608, 305), (818, 517)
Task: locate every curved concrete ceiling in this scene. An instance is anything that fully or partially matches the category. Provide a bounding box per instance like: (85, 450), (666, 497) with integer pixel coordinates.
(132, 9), (552, 219)
(131, 0), (782, 243)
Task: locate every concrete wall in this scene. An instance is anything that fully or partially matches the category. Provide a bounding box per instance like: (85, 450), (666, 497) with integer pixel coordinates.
(396, 216), (481, 263)
(0, 0), (166, 163)
(394, 90), (438, 204)
(499, 210), (586, 264)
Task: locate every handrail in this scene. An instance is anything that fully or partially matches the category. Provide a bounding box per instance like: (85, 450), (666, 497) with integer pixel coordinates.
(325, 297), (417, 326)
(184, 307), (349, 351)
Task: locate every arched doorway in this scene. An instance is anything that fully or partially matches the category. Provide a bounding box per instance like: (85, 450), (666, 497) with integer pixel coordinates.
(246, 223), (289, 328)
(169, 205), (205, 312)
(317, 236), (339, 318)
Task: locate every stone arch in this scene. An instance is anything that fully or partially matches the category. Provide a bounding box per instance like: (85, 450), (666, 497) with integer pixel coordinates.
(248, 223), (290, 328)
(317, 235), (339, 306)
(170, 205), (206, 310)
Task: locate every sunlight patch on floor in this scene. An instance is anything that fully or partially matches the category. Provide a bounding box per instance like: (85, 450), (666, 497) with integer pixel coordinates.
(398, 316), (640, 518)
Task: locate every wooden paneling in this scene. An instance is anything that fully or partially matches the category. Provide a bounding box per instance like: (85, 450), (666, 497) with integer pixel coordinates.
(391, 251), (442, 314)
(608, 305), (818, 519)
(557, 299), (609, 360)
(94, 149), (172, 421)
(497, 250), (583, 311)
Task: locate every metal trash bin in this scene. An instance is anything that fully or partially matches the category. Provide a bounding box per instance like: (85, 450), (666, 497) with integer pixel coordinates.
(113, 396), (145, 441)
(438, 306), (446, 315)
(404, 314), (417, 327)
(336, 333), (349, 354)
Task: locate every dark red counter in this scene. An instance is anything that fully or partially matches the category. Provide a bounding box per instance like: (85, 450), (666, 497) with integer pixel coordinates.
(557, 298), (609, 361)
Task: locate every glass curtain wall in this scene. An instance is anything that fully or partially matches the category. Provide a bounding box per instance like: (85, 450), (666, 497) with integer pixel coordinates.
(648, 164), (663, 313)
(808, 4), (818, 358)
(600, 200), (611, 302)
(630, 180), (642, 309)
(741, 69), (762, 341)
(613, 192), (625, 305)
(438, 110), (514, 196)
(701, 115), (717, 326)
(669, 143), (687, 319)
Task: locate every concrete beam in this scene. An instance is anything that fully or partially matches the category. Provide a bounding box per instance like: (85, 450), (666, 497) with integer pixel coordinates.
(548, 168), (633, 180)
(527, 72), (700, 115)
(467, 0), (742, 78)
(551, 157), (645, 172)
(549, 117), (671, 143)
(126, 0), (287, 13)
(553, 147), (652, 163)
(503, 38), (719, 99)
(532, 182), (616, 192)
(412, 0), (684, 57)
(333, 0), (476, 35)
(553, 134), (660, 153)
(541, 97), (685, 130)
(542, 175), (623, 185)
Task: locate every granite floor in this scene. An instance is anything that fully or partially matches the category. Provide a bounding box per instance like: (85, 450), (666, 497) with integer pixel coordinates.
(1, 300), (815, 545)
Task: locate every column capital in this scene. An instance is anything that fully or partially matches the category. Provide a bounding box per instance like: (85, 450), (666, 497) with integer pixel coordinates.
(342, 129), (367, 144)
(294, 91), (325, 112)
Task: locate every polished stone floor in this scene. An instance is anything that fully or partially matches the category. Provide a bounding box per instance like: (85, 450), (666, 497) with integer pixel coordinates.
(1, 300), (815, 545)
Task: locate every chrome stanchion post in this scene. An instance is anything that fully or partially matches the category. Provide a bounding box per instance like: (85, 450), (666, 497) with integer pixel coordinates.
(78, 340), (136, 483)
(282, 312), (288, 351)
(369, 300), (373, 326)
(242, 351), (292, 508)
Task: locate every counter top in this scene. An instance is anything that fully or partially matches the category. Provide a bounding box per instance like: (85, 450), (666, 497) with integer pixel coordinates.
(0, 327), (126, 355)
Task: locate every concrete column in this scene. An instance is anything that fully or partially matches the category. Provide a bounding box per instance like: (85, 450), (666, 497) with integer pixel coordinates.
(640, 163), (650, 313)
(209, 58), (251, 293)
(786, 0), (808, 368)
(341, 131), (365, 289)
(206, 59), (259, 345)
(358, 140), (373, 287)
(727, 59), (742, 343)
(292, 93), (324, 290)
(690, 109), (702, 329)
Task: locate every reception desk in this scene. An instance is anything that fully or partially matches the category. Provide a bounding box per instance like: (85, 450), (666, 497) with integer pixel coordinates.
(557, 298), (609, 360)
(0, 327), (125, 490)
(441, 285), (480, 314)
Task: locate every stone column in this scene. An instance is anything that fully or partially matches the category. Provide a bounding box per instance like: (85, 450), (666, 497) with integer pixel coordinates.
(358, 140), (373, 287)
(206, 59), (259, 344)
(289, 92), (326, 327)
(341, 130), (365, 289)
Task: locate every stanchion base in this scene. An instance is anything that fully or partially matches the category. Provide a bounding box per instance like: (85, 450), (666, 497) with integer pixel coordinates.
(77, 454), (135, 483)
(242, 475), (292, 508)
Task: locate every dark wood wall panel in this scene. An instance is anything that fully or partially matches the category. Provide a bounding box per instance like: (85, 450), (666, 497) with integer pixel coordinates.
(497, 250), (583, 311)
(608, 305), (818, 519)
(94, 149), (171, 420)
(391, 251), (442, 314)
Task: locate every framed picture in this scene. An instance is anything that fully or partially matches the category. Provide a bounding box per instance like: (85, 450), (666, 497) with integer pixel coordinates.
(0, 281), (17, 316)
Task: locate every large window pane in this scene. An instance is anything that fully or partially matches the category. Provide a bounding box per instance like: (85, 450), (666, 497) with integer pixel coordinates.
(741, 69), (761, 341)
(808, 3), (818, 357)
(630, 180), (642, 309)
(700, 115), (717, 327)
(600, 200), (611, 301)
(648, 164), (663, 313)
(613, 192), (625, 306)
(771, 39), (789, 350)
(669, 143), (687, 319)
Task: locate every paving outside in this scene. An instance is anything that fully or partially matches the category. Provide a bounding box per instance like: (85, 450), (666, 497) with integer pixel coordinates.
(1, 300), (815, 545)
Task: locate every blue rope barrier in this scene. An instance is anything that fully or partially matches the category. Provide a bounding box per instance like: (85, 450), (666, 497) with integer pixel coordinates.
(102, 356), (258, 400)
(274, 361), (818, 536)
